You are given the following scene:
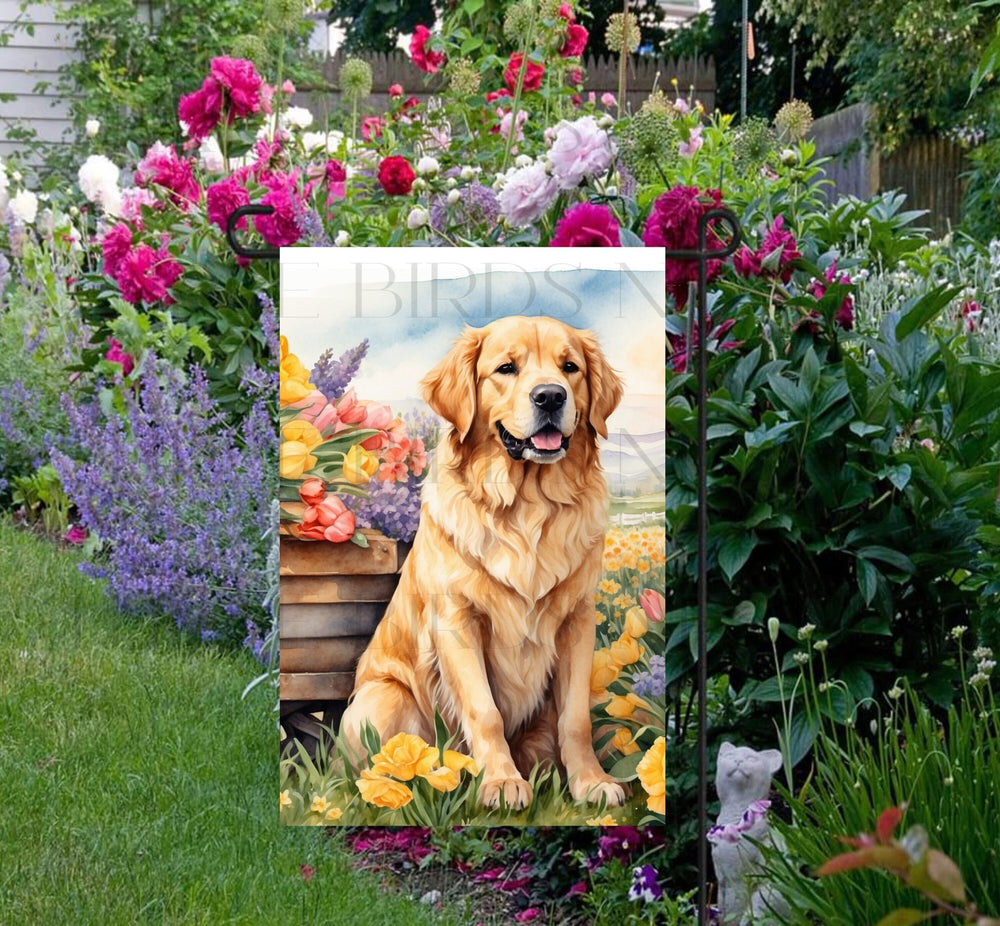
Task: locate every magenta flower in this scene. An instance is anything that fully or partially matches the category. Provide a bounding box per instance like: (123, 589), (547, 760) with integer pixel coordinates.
(254, 176), (303, 248)
(136, 142), (201, 210)
(757, 215), (801, 283)
(115, 241), (183, 305)
(206, 176), (251, 232)
(549, 202), (621, 247)
(807, 261), (855, 331)
(514, 910), (542, 923)
(962, 298), (983, 332)
(178, 77), (224, 141)
(410, 25), (445, 74)
(561, 22), (589, 57)
(105, 337), (135, 376)
(64, 525), (88, 545)
(210, 56), (268, 119)
(733, 244), (762, 278)
(101, 223), (133, 278)
(643, 185), (727, 307)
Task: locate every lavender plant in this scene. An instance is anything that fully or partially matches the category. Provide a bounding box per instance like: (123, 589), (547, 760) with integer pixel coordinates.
(51, 360), (277, 645)
(310, 339), (369, 402)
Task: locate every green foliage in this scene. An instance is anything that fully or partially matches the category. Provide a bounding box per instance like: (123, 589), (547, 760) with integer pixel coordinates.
(14, 0), (315, 165)
(763, 672), (1000, 924)
(10, 464), (71, 533)
(329, 0), (440, 53)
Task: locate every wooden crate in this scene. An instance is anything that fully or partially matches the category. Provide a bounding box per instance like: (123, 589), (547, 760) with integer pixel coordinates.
(279, 526), (410, 752)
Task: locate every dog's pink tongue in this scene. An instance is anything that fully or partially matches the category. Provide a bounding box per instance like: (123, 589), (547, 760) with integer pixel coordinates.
(531, 429), (563, 451)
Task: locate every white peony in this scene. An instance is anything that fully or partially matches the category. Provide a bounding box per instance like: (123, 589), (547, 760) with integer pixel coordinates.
(8, 188), (38, 224)
(198, 136), (226, 173)
(85, 117), (101, 138)
(548, 116), (615, 191)
(280, 106), (314, 130)
(415, 155), (440, 176)
(77, 154), (121, 212)
(406, 206), (429, 230)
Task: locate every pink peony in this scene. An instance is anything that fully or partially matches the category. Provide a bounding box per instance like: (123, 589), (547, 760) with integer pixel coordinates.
(104, 337), (135, 376)
(206, 176), (250, 232)
(410, 25), (445, 74)
(561, 22), (589, 57)
(254, 176), (303, 248)
(118, 187), (158, 226)
(178, 77), (224, 141)
(115, 241), (183, 305)
(361, 116), (384, 141)
(497, 162), (559, 227)
(962, 298), (983, 332)
(807, 261), (854, 331)
(486, 88), (511, 104)
(757, 215), (801, 283)
(64, 525), (88, 545)
(210, 56), (268, 119)
(679, 124), (704, 157)
(601, 92), (617, 107)
(549, 115), (615, 190)
(101, 223), (133, 278)
(389, 83), (404, 97)
(643, 186), (727, 307)
(136, 142), (202, 210)
(733, 245), (762, 278)
(325, 159), (347, 200)
(549, 202), (621, 247)
(504, 53), (545, 93)
(378, 156), (416, 195)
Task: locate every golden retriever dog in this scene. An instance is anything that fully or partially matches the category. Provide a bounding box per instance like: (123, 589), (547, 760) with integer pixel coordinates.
(339, 315), (626, 809)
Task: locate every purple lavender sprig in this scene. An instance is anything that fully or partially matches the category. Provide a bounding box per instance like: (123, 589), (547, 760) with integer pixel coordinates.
(51, 359), (277, 646)
(311, 339), (368, 402)
(346, 472), (423, 543)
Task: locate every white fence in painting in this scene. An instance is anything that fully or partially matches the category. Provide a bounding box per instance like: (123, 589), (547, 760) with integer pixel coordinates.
(611, 511), (665, 527)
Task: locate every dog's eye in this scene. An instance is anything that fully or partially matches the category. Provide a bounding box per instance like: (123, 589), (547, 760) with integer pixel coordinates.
(496, 362), (517, 375)
(562, 361), (580, 373)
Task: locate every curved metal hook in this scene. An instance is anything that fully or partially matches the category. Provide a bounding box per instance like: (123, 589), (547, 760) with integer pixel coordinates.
(661, 206), (743, 261)
(226, 204), (280, 260)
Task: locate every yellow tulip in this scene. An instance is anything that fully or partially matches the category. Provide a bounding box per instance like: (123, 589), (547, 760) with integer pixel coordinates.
(609, 632), (644, 668)
(604, 694), (637, 720)
(624, 605), (648, 639)
(343, 443), (380, 486)
(369, 732), (439, 781)
(279, 440), (317, 479)
(591, 649), (620, 692)
(280, 376), (313, 407)
(280, 352), (313, 385)
(626, 692), (653, 712)
(282, 419), (324, 450)
(612, 727), (640, 756)
(280, 335), (289, 361)
(636, 736), (665, 816)
(356, 770), (413, 809)
(421, 765), (461, 793)
(442, 750), (479, 775)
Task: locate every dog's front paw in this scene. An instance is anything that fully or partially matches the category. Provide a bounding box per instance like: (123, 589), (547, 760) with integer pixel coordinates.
(570, 774), (627, 807)
(480, 776), (533, 810)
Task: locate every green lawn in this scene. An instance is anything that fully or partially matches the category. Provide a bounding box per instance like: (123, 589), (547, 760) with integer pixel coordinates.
(0, 519), (455, 925)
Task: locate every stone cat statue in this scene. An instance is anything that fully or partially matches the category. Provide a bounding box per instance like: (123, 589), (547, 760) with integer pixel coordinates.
(709, 742), (790, 925)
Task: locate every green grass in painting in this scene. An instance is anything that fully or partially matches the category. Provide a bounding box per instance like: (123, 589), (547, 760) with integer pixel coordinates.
(0, 518), (458, 925)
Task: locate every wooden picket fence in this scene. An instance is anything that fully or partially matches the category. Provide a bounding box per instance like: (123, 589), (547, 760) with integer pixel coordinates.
(808, 103), (974, 236)
(294, 51), (716, 118)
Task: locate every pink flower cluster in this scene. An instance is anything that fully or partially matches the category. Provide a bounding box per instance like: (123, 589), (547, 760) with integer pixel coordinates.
(642, 185), (728, 307)
(178, 56), (270, 141)
(409, 25), (445, 74)
(807, 260), (855, 331)
(100, 222), (183, 306)
(733, 215), (801, 283)
(135, 142), (201, 211)
(549, 203), (621, 247)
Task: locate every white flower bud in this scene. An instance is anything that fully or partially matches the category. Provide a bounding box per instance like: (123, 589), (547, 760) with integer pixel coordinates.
(406, 206), (428, 230)
(767, 617), (780, 643)
(446, 189), (461, 206)
(85, 117), (101, 138)
(416, 155), (440, 177)
(334, 230), (350, 247)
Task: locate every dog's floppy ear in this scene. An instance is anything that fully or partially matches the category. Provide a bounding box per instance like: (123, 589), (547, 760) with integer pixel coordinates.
(579, 329), (624, 439)
(421, 326), (482, 441)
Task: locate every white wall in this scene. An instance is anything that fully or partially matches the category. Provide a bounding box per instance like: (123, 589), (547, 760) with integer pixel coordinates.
(0, 0), (79, 161)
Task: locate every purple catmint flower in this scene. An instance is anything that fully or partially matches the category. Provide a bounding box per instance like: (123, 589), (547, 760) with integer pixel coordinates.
(295, 206), (331, 247)
(310, 339), (368, 402)
(51, 359), (277, 644)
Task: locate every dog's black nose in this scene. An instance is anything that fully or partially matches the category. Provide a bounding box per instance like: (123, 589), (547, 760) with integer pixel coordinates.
(531, 384), (567, 413)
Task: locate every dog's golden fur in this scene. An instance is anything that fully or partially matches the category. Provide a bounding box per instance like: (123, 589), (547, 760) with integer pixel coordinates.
(339, 315), (626, 808)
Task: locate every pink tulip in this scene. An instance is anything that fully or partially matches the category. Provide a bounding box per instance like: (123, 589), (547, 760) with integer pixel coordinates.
(639, 589), (665, 623)
(298, 478), (326, 506)
(300, 495), (355, 543)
